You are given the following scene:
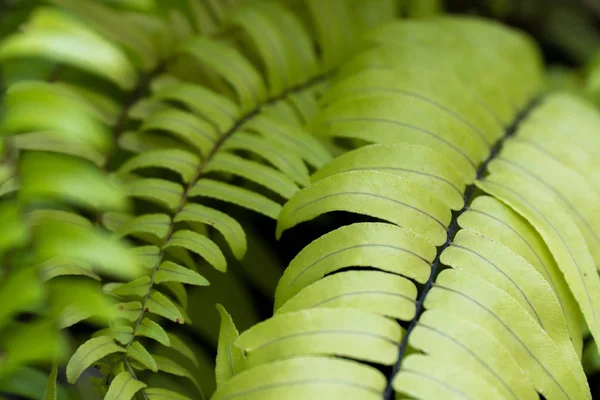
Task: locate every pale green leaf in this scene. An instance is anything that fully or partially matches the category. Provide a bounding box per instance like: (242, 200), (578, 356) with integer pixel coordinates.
(277, 170), (450, 245)
(115, 302), (142, 321)
(137, 318), (170, 347)
(93, 325), (133, 345)
(43, 363), (58, 400)
(458, 195), (583, 355)
(223, 132), (310, 187)
(215, 304), (245, 388)
(40, 257), (101, 281)
(148, 291), (184, 323)
(146, 387), (192, 400)
(428, 269), (589, 399)
(118, 148), (200, 183)
(127, 341), (158, 372)
(164, 230), (226, 272)
(151, 76), (241, 133)
(126, 178), (184, 211)
(12, 131), (105, 166)
(190, 179), (281, 219)
(110, 276), (151, 297)
(114, 213), (171, 240)
(205, 153), (299, 199)
(49, 0), (158, 69)
(274, 222), (434, 310)
(409, 310), (538, 400)
(175, 203), (247, 260)
(212, 356), (385, 400)
(1, 82), (109, 152)
(0, 7), (137, 89)
(244, 114), (332, 169)
(66, 336), (124, 383)
(131, 246), (161, 269)
(180, 37), (267, 111)
(277, 270), (417, 321)
(312, 143), (467, 210)
(478, 172), (600, 358)
(394, 353), (505, 400)
(155, 261), (209, 286)
(140, 107), (219, 155)
(104, 371), (146, 400)
(237, 308), (402, 367)
(20, 152), (125, 212)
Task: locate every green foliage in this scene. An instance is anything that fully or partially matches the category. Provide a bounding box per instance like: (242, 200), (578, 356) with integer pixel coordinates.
(214, 16), (600, 400)
(0, 0), (398, 398)
(2, 1), (600, 400)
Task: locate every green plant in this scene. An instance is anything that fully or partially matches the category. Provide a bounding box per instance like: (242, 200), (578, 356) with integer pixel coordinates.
(0, 0), (401, 398)
(1, 1), (600, 400)
(211, 16), (600, 400)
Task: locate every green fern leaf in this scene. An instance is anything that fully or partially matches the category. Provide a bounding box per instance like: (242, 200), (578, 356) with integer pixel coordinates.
(215, 304), (245, 388)
(237, 308), (402, 367)
(175, 203), (247, 260)
(130, 246), (161, 269)
(205, 153), (299, 199)
(276, 270), (417, 321)
(110, 276), (152, 297)
(244, 114), (332, 169)
(276, 170), (451, 245)
(137, 318), (170, 347)
(148, 290), (184, 323)
(274, 222), (434, 309)
(117, 148), (200, 183)
(93, 325), (134, 345)
(42, 362), (58, 400)
(49, 0), (159, 69)
(104, 371), (146, 400)
(40, 257), (101, 281)
(180, 37), (268, 111)
(114, 213), (171, 240)
(66, 336), (125, 383)
(222, 132), (310, 187)
(190, 179), (281, 219)
(151, 75), (242, 133)
(126, 178), (184, 211)
(164, 230), (226, 272)
(155, 261), (210, 286)
(140, 107), (220, 155)
(212, 356), (385, 400)
(12, 131), (105, 166)
(0, 7), (137, 88)
(146, 387), (192, 400)
(127, 341), (158, 372)
(115, 301), (143, 322)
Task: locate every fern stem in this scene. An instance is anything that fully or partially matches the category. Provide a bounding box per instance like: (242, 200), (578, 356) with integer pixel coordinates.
(103, 62), (168, 172)
(383, 95), (544, 399)
(122, 72), (330, 396)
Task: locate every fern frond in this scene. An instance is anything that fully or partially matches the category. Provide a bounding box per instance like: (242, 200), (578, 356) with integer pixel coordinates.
(0, 0), (390, 396)
(214, 16), (600, 400)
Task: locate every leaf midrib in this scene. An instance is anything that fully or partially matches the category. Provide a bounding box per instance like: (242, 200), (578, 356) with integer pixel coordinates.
(383, 95), (543, 399)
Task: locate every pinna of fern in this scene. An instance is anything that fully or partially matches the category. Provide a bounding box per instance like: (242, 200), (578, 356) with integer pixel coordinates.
(211, 16), (600, 400)
(0, 0), (401, 398)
